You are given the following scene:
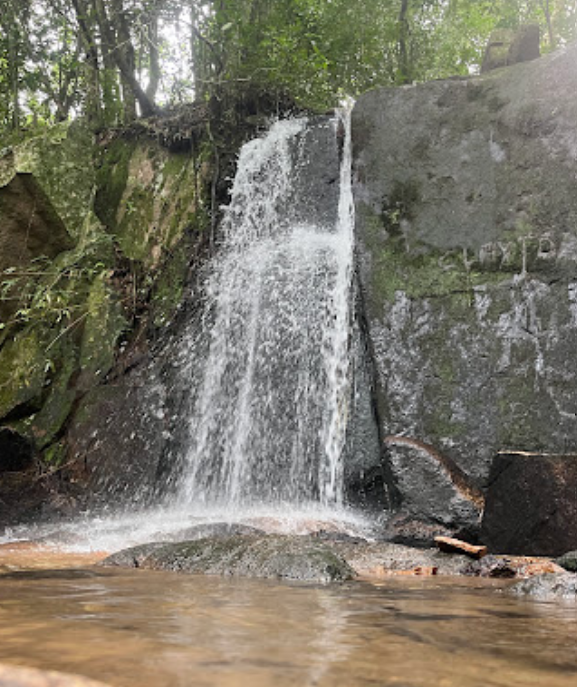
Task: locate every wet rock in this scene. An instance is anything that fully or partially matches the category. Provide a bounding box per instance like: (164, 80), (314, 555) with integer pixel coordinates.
(481, 452), (577, 556)
(378, 513), (457, 548)
(353, 42), (577, 534)
(383, 437), (483, 536)
(556, 551), (577, 573)
(102, 535), (355, 583)
(101, 542), (168, 569)
(103, 532), (548, 581)
(161, 523), (266, 542)
(310, 530), (366, 544)
(461, 555), (517, 579)
(511, 572), (577, 599)
(0, 663), (111, 687)
(64, 361), (168, 508)
(329, 540), (473, 578)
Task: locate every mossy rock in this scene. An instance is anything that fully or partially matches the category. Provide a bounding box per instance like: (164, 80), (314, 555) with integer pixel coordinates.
(102, 535), (355, 582)
(95, 139), (201, 264)
(14, 121), (96, 241)
(0, 327), (47, 418)
(557, 551), (577, 573)
(79, 272), (126, 388)
(22, 339), (79, 450)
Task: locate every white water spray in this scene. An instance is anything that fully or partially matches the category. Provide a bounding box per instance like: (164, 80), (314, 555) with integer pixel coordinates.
(175, 111), (355, 509)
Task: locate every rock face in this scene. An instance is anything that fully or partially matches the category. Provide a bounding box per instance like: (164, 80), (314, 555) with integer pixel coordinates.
(0, 122), (209, 524)
(481, 452), (577, 556)
(352, 43), (577, 535)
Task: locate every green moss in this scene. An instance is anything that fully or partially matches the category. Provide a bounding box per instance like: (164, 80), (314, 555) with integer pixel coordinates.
(380, 179), (421, 236)
(362, 208), (514, 311)
(79, 272), (126, 386)
(162, 152), (189, 179)
(42, 441), (67, 468)
(94, 138), (137, 231)
(15, 121), (95, 241)
(150, 247), (188, 328)
(117, 187), (155, 260)
(0, 327), (47, 418)
(27, 340), (78, 449)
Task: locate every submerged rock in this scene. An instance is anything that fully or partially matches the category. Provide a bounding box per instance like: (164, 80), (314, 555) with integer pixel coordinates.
(102, 535), (355, 583)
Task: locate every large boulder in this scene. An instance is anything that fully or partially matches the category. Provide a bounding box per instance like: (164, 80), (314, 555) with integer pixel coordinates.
(352, 43), (577, 532)
(102, 534), (355, 583)
(481, 452), (577, 556)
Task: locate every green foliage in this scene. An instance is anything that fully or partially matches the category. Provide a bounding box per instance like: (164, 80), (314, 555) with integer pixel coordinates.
(0, 0), (575, 134)
(0, 233), (115, 343)
(195, 0), (577, 111)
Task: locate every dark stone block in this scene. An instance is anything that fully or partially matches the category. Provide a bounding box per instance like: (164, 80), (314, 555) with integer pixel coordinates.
(481, 452), (577, 556)
(481, 25), (540, 74)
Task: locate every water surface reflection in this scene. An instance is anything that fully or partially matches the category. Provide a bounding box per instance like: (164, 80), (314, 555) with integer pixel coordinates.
(0, 569), (576, 687)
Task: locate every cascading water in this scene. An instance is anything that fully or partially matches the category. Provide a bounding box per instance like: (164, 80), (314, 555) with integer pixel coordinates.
(174, 111), (355, 511)
(0, 110), (371, 552)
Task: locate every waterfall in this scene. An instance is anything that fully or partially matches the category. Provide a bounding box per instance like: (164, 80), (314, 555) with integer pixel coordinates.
(174, 111), (355, 510)
(0, 111), (369, 552)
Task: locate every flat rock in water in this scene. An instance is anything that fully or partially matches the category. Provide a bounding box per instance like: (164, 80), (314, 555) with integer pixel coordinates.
(0, 664), (111, 687)
(511, 572), (577, 599)
(102, 535), (355, 583)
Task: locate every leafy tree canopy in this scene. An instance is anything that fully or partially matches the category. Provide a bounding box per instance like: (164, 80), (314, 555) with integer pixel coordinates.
(0, 0), (575, 135)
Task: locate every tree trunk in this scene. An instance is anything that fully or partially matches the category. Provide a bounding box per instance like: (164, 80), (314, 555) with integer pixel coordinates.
(145, 9), (160, 102)
(110, 0), (137, 122)
(8, 27), (20, 130)
(93, 0), (156, 119)
(397, 0), (412, 85)
(540, 0), (556, 48)
(71, 0), (102, 125)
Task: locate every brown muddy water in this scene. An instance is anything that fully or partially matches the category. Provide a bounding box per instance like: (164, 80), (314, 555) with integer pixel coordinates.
(0, 559), (577, 687)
